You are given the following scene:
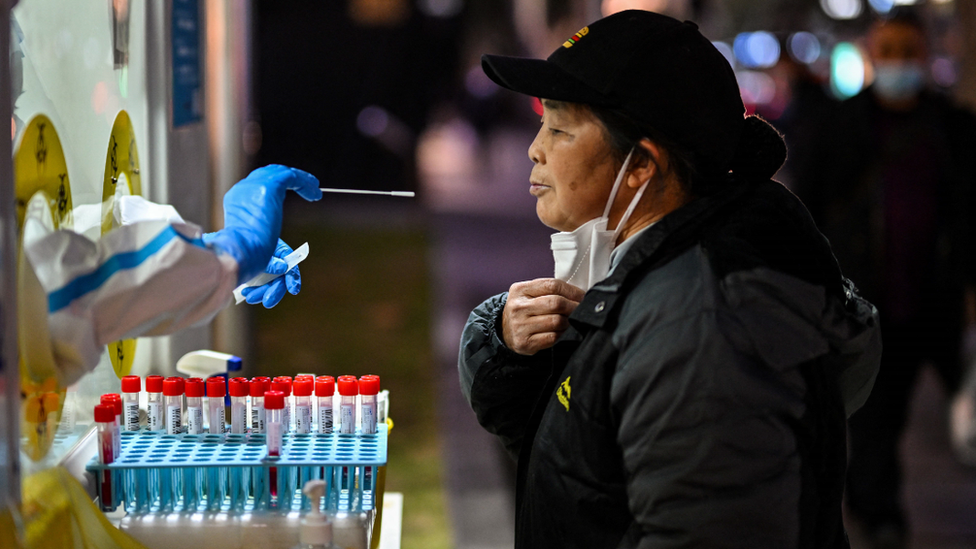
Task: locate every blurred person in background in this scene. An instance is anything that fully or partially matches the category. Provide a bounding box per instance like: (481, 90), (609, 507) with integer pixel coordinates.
(459, 11), (880, 548)
(795, 9), (976, 548)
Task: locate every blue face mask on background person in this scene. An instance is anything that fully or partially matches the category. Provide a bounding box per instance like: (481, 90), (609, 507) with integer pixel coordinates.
(873, 61), (926, 103)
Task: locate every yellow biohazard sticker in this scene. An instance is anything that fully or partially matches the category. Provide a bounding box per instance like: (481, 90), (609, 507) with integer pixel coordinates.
(102, 111), (143, 378)
(557, 376), (572, 411)
(14, 114), (72, 460)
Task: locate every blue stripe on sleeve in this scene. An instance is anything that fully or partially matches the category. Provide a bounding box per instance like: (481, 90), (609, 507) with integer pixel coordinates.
(48, 226), (208, 313)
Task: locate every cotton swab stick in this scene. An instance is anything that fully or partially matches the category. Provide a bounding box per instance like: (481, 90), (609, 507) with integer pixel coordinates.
(319, 188), (415, 197)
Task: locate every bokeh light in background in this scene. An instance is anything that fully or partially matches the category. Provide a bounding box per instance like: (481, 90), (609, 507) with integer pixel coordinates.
(712, 41), (735, 69)
(831, 42), (866, 99)
(788, 32), (822, 64)
(417, 0), (464, 18)
(733, 31), (780, 69)
(738, 70), (777, 106)
(932, 56), (958, 87)
(821, 0), (863, 20)
(868, 0), (895, 14)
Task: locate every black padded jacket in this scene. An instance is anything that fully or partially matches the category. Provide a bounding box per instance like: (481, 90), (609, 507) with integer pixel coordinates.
(459, 178), (881, 549)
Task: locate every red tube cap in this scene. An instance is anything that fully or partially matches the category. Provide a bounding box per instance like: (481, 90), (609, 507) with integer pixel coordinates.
(207, 377), (226, 398)
(94, 404), (116, 423)
(145, 375), (164, 393)
(293, 379), (313, 397)
(264, 390), (285, 410)
(271, 378), (292, 397)
(337, 377), (359, 396)
(250, 377), (268, 397)
(358, 376), (380, 396)
(294, 374), (315, 382)
(229, 377), (250, 397)
(163, 377), (184, 397)
(315, 376), (335, 397)
(185, 378), (205, 398)
(121, 375), (141, 393)
(100, 394), (122, 415)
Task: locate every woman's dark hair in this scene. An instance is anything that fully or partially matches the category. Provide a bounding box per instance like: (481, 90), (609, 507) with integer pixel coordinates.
(588, 104), (703, 195)
(589, 104), (787, 196)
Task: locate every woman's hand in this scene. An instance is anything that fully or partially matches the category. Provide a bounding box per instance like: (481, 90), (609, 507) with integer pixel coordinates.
(502, 278), (584, 355)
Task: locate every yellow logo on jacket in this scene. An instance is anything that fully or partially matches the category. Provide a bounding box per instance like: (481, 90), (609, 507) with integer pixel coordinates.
(562, 27), (589, 48)
(557, 376), (571, 411)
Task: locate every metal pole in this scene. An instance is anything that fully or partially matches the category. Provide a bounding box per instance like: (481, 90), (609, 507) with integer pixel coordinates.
(0, 0), (22, 514)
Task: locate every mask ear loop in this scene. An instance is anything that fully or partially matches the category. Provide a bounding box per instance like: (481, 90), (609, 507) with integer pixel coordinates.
(612, 178), (650, 241)
(602, 149), (634, 220)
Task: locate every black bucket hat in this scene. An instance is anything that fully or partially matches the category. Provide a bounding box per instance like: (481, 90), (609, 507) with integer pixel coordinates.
(482, 10), (747, 178)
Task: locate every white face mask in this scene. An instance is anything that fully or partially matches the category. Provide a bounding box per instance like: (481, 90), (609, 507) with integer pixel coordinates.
(551, 149), (650, 290)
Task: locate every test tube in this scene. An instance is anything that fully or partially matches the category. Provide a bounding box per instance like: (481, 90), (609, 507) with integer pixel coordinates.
(121, 376), (141, 431)
(95, 403), (116, 510)
(146, 375), (165, 431)
(185, 378), (205, 435)
(271, 377), (293, 432)
(207, 377), (227, 434)
(229, 377), (249, 434)
(100, 394), (122, 458)
(315, 376), (335, 434)
(293, 379), (313, 434)
(358, 375), (380, 435)
(250, 376), (270, 433)
(264, 390), (285, 496)
(163, 377), (184, 434)
(337, 376), (358, 434)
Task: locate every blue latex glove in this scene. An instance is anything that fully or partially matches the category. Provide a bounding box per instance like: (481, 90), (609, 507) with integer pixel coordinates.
(240, 239), (302, 308)
(205, 165), (321, 284)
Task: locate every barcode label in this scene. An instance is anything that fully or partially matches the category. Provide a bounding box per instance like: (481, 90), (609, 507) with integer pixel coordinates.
(124, 402), (140, 431)
(167, 405), (182, 434)
(296, 405), (311, 434)
(210, 407), (225, 434)
(187, 406), (203, 434)
(232, 404), (246, 434)
(251, 404), (265, 433)
(340, 404), (355, 434)
(361, 403), (376, 434)
(318, 407), (333, 434)
(148, 402), (162, 431)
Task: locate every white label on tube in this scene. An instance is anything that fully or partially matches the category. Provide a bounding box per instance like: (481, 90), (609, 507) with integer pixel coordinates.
(148, 402), (162, 431)
(167, 405), (182, 434)
(319, 407), (333, 434)
(284, 406), (290, 433)
(296, 405), (311, 434)
(232, 404), (246, 434)
(187, 407), (203, 434)
(211, 408), (225, 434)
(124, 401), (140, 431)
(340, 404), (355, 434)
(361, 403), (376, 435)
(251, 404), (265, 433)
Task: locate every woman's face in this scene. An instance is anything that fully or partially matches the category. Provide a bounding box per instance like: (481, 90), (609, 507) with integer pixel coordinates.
(528, 100), (619, 232)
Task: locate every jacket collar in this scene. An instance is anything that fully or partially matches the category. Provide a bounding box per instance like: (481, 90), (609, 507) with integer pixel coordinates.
(569, 180), (743, 330)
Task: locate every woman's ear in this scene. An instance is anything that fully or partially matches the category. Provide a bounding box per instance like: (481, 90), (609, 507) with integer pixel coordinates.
(627, 138), (666, 189)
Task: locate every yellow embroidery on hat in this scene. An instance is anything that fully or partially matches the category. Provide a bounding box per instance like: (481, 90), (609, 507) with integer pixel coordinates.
(557, 376), (572, 411)
(562, 26), (589, 48)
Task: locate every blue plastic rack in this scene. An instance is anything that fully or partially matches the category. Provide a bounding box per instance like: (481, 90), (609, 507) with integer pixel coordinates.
(86, 424), (388, 515)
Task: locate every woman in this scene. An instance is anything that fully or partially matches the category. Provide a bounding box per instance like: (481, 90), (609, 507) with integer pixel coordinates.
(458, 10), (881, 548)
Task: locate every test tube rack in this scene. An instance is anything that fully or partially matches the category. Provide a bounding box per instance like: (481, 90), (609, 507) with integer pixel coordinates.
(86, 424), (387, 516)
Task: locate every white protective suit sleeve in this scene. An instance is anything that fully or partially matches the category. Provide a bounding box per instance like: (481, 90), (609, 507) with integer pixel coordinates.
(23, 207), (238, 386)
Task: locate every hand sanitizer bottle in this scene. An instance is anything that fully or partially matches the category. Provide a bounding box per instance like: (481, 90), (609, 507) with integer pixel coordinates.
(293, 479), (340, 549)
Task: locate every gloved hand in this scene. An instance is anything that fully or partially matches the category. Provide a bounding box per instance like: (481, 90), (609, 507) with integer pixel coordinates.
(240, 238), (302, 308)
(205, 165), (321, 284)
